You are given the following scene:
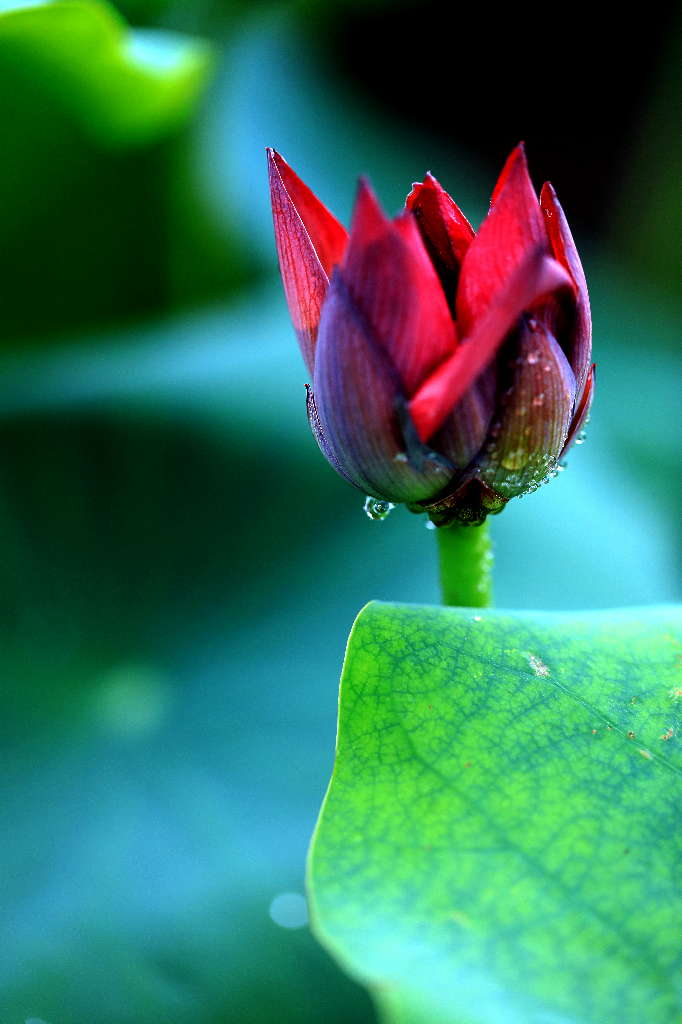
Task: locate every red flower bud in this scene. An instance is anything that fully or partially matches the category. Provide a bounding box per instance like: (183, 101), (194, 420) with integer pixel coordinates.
(267, 145), (594, 524)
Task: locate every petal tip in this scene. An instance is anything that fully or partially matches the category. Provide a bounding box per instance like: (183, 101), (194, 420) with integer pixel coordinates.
(266, 147), (285, 174)
(490, 141), (534, 207)
(540, 180), (556, 203)
(348, 176), (389, 243)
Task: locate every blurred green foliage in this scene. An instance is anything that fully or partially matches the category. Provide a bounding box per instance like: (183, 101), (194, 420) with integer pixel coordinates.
(0, 1), (211, 145)
(0, 0), (252, 342)
(0, 3), (678, 1023)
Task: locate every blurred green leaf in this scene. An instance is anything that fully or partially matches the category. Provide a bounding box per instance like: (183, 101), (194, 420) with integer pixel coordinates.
(0, 1), (250, 340)
(0, 0), (211, 145)
(310, 601), (682, 1024)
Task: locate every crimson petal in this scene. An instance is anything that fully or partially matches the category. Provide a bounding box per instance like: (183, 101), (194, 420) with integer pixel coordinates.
(406, 172), (474, 309)
(341, 179), (456, 396)
(267, 148), (348, 374)
(409, 251), (572, 441)
(456, 143), (548, 336)
(312, 269), (456, 503)
(540, 182), (592, 399)
(268, 149), (347, 275)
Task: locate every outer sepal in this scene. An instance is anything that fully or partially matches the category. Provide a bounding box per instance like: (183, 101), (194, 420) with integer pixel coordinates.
(313, 269), (456, 503)
(474, 317), (576, 498)
(560, 363), (595, 458)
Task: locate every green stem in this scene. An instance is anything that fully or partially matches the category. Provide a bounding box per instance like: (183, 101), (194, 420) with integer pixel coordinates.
(436, 521), (493, 608)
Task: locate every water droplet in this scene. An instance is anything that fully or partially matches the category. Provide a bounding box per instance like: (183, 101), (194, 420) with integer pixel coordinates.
(532, 393), (545, 406)
(501, 449), (527, 471)
(527, 351), (540, 364)
(394, 452), (408, 463)
(574, 429), (587, 446)
(527, 317), (539, 333)
(425, 519), (436, 531)
(364, 496), (395, 521)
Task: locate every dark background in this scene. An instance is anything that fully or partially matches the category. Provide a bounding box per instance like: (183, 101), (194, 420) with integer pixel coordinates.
(0, 1), (679, 1022)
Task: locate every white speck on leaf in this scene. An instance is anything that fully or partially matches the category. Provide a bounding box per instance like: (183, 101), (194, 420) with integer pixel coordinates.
(526, 652), (550, 677)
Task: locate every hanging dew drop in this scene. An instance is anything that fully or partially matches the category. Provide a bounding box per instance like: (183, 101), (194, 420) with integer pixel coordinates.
(425, 519), (436, 531)
(364, 496), (395, 521)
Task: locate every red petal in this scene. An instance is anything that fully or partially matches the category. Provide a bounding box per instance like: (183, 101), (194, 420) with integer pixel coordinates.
(267, 149), (348, 374)
(268, 149), (347, 276)
(540, 182), (592, 398)
(490, 139), (526, 205)
(456, 143), (548, 336)
(406, 172), (474, 306)
(341, 179), (456, 396)
(409, 251), (572, 441)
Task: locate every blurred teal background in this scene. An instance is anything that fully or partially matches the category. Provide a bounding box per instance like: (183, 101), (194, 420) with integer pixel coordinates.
(0, 2), (679, 1022)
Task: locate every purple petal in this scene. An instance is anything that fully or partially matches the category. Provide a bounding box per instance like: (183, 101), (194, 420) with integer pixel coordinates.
(312, 269), (456, 503)
(474, 316), (576, 498)
(560, 363), (595, 459)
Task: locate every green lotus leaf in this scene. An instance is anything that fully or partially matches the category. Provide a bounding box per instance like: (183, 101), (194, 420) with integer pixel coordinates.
(309, 601), (682, 1024)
